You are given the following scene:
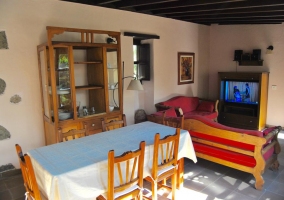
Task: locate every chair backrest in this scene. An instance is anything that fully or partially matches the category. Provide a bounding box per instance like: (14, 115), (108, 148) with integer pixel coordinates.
(163, 115), (184, 129)
(58, 125), (87, 142)
(147, 113), (164, 125)
(15, 144), (42, 200)
(101, 114), (127, 132)
(151, 128), (180, 179)
(108, 141), (145, 200)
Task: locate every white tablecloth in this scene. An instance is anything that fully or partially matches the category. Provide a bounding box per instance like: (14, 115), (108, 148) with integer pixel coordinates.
(28, 122), (197, 200)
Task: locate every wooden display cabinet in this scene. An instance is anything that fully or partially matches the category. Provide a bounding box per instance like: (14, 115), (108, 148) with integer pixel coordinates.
(218, 72), (269, 130)
(37, 26), (123, 145)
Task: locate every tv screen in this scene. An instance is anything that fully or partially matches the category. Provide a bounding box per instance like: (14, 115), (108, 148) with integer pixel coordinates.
(224, 81), (259, 105)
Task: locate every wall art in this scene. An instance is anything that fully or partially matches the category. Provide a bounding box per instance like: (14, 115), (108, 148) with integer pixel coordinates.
(178, 52), (194, 85)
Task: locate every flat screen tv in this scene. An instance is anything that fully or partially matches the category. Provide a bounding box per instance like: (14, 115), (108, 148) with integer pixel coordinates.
(223, 80), (259, 105)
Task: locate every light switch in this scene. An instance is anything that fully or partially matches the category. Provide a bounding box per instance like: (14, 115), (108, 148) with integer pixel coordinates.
(272, 85), (277, 90)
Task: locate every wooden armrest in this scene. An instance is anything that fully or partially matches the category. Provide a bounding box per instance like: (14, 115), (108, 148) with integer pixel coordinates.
(263, 126), (282, 154)
(155, 103), (171, 111)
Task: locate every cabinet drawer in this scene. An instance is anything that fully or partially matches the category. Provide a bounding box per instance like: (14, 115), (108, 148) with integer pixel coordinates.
(84, 119), (102, 135)
(105, 115), (122, 122)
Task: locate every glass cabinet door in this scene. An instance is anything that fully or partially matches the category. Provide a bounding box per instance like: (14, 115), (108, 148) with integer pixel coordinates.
(54, 47), (73, 121)
(38, 47), (52, 120)
(107, 48), (119, 112)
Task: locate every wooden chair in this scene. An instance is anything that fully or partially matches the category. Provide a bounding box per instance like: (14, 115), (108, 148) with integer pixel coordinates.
(163, 115), (184, 129)
(58, 125), (87, 142)
(96, 141), (146, 200)
(15, 144), (42, 200)
(146, 113), (164, 125)
(144, 129), (180, 200)
(101, 114), (127, 132)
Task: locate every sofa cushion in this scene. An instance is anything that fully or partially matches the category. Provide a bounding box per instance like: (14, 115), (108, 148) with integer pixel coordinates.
(193, 142), (274, 167)
(184, 111), (218, 120)
(196, 101), (215, 112)
(153, 108), (178, 117)
(162, 96), (199, 113)
(164, 108), (177, 117)
(190, 130), (255, 151)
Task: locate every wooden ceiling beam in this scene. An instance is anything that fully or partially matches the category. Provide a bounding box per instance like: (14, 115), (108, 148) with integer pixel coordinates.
(113, 0), (177, 9)
(169, 5), (284, 18)
(178, 12), (284, 21)
(135, 0), (245, 12)
(153, 0), (284, 15)
(191, 17), (284, 23)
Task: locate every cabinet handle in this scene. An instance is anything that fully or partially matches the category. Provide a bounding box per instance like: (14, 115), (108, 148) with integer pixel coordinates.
(92, 123), (95, 127)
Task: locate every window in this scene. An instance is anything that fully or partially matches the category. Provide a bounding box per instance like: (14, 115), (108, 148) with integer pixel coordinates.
(133, 41), (150, 81)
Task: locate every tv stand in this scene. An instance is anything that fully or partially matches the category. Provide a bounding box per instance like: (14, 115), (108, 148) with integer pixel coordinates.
(218, 72), (269, 130)
(224, 104), (256, 116)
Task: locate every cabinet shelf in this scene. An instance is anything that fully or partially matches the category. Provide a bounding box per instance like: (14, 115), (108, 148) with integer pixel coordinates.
(74, 61), (102, 64)
(234, 60), (263, 66)
(75, 85), (103, 90)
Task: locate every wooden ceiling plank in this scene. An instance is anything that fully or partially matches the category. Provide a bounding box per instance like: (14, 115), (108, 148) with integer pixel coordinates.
(96, 0), (121, 5)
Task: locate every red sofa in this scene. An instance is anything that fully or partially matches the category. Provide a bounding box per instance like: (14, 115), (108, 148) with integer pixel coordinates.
(155, 96), (218, 121)
(184, 115), (281, 190)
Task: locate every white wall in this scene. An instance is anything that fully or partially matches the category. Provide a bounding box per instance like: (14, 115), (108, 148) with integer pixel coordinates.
(209, 24), (284, 127)
(0, 0), (210, 167)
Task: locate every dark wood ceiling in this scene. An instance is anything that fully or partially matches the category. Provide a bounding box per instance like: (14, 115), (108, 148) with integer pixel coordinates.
(62, 0), (284, 26)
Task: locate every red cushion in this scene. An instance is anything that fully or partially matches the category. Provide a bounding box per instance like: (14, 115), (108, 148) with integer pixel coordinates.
(163, 96), (199, 113)
(193, 142), (274, 167)
(153, 110), (164, 116)
(263, 127), (276, 136)
(164, 108), (177, 117)
(196, 101), (215, 112)
(190, 130), (255, 151)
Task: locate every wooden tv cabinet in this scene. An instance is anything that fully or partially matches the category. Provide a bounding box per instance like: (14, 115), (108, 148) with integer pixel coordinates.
(218, 72), (269, 130)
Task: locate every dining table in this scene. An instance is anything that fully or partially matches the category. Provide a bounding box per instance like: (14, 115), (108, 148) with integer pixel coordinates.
(28, 121), (197, 200)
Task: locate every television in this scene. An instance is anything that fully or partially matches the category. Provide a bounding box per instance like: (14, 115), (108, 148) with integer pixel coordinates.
(222, 80), (259, 105)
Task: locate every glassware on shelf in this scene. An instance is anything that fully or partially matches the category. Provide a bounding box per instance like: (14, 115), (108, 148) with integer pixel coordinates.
(83, 106), (88, 116)
(76, 101), (80, 117)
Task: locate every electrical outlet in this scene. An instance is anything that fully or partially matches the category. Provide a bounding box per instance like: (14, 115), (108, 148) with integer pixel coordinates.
(272, 85), (277, 90)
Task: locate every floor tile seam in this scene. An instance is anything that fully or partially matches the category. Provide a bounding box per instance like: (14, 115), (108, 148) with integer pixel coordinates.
(199, 175), (224, 192)
(266, 183), (284, 197)
(200, 179), (235, 199)
(263, 189), (284, 198)
(230, 189), (258, 200)
(257, 191), (266, 200)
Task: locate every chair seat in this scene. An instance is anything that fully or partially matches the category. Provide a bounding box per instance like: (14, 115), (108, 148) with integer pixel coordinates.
(157, 165), (175, 177)
(115, 185), (140, 199)
(98, 179), (141, 200)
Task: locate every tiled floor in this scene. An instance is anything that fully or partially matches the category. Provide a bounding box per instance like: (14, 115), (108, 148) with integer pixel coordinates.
(145, 131), (284, 200)
(1, 132), (284, 200)
(0, 169), (25, 200)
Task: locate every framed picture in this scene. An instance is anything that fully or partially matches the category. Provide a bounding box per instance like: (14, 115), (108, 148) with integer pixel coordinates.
(178, 52), (194, 85)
